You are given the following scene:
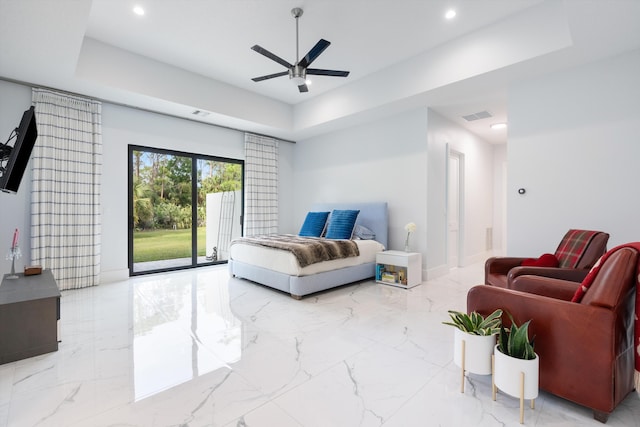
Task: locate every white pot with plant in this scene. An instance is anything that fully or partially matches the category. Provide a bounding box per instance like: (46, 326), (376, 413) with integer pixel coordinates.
(443, 309), (502, 392)
(493, 314), (539, 424)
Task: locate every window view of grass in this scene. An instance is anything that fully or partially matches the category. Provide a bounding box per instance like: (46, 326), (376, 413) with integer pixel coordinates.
(130, 148), (242, 270)
(133, 227), (206, 263)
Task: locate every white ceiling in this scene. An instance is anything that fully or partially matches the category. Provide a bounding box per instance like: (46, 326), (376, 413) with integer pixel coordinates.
(1, 0), (640, 144)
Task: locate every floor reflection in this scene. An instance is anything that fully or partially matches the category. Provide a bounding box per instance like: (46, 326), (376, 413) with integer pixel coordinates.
(132, 269), (241, 400)
(4, 263), (640, 426)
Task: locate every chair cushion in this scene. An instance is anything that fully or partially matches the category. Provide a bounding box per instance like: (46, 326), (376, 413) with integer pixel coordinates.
(521, 253), (559, 268)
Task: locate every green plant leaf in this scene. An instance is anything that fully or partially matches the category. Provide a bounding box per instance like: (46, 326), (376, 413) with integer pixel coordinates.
(497, 314), (535, 360)
(477, 309), (502, 335)
(442, 309), (503, 335)
(498, 325), (509, 354)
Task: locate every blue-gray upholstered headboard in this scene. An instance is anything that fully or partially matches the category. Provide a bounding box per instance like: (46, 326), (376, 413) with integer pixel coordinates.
(310, 202), (389, 249)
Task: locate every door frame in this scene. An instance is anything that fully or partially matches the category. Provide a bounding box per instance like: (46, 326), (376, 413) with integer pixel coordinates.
(446, 145), (465, 269)
(127, 144), (244, 276)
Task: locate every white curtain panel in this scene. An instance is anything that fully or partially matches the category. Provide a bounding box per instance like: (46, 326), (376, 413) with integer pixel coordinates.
(31, 89), (102, 290)
(244, 133), (279, 236)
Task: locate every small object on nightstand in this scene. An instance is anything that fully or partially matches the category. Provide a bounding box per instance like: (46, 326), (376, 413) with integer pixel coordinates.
(24, 265), (43, 276)
(376, 250), (422, 288)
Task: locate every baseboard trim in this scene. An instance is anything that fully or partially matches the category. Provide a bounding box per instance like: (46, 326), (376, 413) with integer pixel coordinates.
(425, 264), (449, 280)
(462, 251), (491, 267)
(100, 269), (129, 284)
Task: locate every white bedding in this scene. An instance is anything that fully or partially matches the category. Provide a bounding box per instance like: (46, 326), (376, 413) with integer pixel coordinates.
(229, 239), (385, 276)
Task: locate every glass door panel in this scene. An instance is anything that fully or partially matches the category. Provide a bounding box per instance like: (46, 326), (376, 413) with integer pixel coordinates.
(131, 150), (193, 273)
(197, 160), (243, 265)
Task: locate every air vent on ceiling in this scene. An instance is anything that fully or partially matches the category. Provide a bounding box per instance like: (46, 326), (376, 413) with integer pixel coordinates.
(192, 110), (211, 117)
(462, 110), (493, 121)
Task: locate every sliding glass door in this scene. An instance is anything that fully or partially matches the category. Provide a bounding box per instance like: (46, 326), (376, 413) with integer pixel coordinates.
(195, 158), (244, 265)
(128, 145), (243, 275)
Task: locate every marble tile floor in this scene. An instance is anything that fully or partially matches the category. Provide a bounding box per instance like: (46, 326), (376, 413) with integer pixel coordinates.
(1, 262), (639, 427)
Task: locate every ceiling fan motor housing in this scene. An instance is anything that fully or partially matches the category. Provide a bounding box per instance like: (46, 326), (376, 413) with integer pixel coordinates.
(289, 65), (306, 85)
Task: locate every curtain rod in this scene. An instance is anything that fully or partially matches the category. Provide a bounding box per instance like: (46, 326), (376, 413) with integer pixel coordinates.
(0, 76), (296, 144)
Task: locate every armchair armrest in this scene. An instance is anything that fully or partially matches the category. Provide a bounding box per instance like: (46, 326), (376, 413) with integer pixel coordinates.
(485, 256), (527, 277)
(507, 266), (589, 284)
(508, 274), (579, 300)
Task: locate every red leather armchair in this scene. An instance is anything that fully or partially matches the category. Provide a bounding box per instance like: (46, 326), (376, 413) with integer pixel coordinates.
(468, 247), (638, 423)
(485, 229), (609, 288)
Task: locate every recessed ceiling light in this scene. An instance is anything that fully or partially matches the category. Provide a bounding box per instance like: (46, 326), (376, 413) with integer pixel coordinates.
(305, 79), (312, 85)
(133, 6), (145, 16)
(490, 123), (507, 130)
(445, 9), (457, 20)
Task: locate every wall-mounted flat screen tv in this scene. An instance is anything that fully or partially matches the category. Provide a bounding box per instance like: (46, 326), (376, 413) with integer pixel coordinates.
(0, 106), (38, 194)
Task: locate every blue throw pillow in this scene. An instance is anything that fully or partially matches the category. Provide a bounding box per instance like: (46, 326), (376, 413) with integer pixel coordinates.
(299, 211), (330, 237)
(325, 209), (360, 239)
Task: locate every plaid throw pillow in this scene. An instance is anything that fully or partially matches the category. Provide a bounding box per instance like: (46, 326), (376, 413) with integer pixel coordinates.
(554, 230), (600, 268)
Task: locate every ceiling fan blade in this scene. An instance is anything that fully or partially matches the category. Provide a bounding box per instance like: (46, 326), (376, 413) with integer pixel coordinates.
(306, 68), (350, 77)
(298, 39), (331, 68)
(298, 84), (309, 93)
(251, 45), (293, 69)
(252, 71), (289, 82)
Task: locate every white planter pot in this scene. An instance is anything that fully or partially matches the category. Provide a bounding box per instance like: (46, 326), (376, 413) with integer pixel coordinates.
(493, 344), (539, 399)
(453, 329), (496, 375)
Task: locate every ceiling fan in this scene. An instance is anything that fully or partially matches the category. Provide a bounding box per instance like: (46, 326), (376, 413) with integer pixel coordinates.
(251, 7), (350, 93)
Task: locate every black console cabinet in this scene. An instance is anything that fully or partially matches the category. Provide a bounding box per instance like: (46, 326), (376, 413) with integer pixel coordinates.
(0, 270), (61, 364)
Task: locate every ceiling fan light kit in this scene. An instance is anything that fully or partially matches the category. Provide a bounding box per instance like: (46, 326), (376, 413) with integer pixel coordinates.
(251, 7), (350, 93)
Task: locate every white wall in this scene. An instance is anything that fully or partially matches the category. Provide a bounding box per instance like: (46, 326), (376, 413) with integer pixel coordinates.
(278, 138), (295, 233)
(0, 80), (296, 281)
(293, 108), (429, 269)
(427, 110), (496, 275)
(492, 144), (507, 254)
(293, 107), (496, 279)
(507, 48), (640, 254)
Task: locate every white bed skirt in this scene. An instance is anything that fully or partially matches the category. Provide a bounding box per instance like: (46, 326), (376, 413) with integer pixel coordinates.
(229, 259), (376, 298)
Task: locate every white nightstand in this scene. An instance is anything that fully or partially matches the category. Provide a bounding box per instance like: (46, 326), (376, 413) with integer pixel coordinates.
(375, 250), (422, 288)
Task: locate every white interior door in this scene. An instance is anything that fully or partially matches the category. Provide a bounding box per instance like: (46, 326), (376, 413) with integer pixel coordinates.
(448, 152), (461, 268)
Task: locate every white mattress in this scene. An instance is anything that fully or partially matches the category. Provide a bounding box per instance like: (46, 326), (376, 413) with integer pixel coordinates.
(229, 239), (385, 276)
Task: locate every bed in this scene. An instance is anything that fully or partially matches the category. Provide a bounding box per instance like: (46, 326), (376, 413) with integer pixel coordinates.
(228, 202), (388, 299)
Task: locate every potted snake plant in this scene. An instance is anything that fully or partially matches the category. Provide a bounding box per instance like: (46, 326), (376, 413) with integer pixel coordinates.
(493, 313), (539, 423)
(443, 309), (502, 391)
